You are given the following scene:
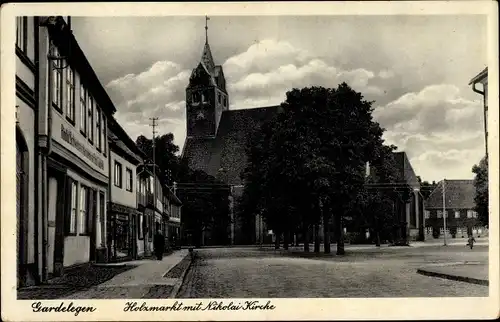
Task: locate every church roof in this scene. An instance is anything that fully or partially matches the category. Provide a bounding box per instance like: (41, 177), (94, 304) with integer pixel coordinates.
(425, 180), (475, 209)
(182, 106), (282, 185)
(201, 41), (215, 74)
(392, 152), (420, 189)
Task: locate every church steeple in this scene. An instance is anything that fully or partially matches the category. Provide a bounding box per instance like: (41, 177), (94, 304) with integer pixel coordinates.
(185, 16), (228, 139)
(201, 16), (215, 73)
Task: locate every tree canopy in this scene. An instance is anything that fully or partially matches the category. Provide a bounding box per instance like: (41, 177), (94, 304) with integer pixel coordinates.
(241, 83), (397, 253)
(472, 156), (488, 226)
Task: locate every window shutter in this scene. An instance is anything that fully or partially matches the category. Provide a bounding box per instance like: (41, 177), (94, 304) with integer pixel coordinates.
(64, 177), (73, 235)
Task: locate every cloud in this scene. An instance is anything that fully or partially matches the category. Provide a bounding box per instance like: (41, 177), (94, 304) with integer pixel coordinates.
(101, 35), (486, 181)
(374, 84), (485, 179)
(105, 60), (191, 149)
(224, 39), (386, 108)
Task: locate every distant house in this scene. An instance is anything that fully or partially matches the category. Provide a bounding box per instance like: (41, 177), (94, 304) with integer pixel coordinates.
(424, 180), (484, 238)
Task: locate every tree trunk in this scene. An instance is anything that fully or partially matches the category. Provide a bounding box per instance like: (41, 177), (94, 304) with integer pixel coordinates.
(323, 213), (331, 254)
(376, 230), (381, 247)
(283, 230), (289, 250)
(274, 230), (280, 249)
(303, 224), (310, 252)
(314, 223), (320, 253)
(336, 215), (345, 255)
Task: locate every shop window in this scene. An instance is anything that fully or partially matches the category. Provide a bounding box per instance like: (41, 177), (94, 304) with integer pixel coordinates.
(16, 17), (28, 53)
(65, 67), (75, 123)
(126, 168), (133, 192)
(79, 185), (88, 234)
(114, 161), (122, 188)
(99, 191), (105, 246)
(69, 181), (77, 234)
(138, 214), (144, 240)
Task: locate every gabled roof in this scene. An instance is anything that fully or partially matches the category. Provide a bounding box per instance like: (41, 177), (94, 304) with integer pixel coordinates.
(392, 152), (420, 189)
(469, 67), (488, 85)
(425, 179), (475, 209)
(182, 106), (282, 185)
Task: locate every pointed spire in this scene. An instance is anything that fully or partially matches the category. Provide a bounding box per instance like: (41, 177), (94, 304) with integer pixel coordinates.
(201, 16), (215, 74)
(205, 15), (210, 43)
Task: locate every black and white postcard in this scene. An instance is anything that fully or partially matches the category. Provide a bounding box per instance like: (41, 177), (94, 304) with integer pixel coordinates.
(1, 1), (498, 321)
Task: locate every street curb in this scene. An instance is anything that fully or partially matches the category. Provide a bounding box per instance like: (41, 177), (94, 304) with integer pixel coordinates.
(416, 268), (489, 286)
(169, 252), (194, 298)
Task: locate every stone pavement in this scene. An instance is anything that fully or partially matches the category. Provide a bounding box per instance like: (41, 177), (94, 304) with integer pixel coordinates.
(417, 263), (489, 286)
(68, 249), (191, 299)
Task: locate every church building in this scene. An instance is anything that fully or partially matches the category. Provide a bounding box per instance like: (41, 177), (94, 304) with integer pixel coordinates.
(181, 18), (278, 244)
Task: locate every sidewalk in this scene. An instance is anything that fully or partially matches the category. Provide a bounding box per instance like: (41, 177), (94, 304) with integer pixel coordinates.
(18, 249), (192, 300)
(410, 238), (489, 247)
(68, 249), (191, 299)
(417, 263), (489, 286)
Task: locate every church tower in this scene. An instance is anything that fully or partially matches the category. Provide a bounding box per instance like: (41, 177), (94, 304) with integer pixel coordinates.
(186, 16), (229, 138)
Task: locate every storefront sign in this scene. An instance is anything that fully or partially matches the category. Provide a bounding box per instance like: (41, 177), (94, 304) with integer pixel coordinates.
(61, 124), (104, 169)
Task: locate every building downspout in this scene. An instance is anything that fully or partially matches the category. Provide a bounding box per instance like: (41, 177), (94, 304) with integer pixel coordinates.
(107, 138), (113, 261)
(472, 82), (488, 157)
(33, 16), (41, 283)
(40, 32), (54, 282)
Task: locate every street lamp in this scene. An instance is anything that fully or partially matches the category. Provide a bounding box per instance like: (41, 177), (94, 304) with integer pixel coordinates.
(442, 179), (447, 246)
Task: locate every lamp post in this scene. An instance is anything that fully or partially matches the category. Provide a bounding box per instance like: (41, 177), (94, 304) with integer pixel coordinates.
(442, 179), (447, 246)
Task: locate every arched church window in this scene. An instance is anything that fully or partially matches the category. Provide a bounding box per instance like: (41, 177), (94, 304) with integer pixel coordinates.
(192, 92), (200, 103)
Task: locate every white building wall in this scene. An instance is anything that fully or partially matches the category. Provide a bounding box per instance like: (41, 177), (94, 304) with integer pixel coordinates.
(110, 150), (137, 208)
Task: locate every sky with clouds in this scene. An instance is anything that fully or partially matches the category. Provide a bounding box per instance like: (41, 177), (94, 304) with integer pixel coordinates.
(71, 15), (487, 182)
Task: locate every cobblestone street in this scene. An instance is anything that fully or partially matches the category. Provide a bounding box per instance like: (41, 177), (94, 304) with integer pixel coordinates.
(177, 246), (489, 298)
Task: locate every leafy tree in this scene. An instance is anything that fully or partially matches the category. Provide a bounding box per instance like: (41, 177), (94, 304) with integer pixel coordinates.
(136, 133), (179, 185)
(242, 83), (389, 255)
(472, 156), (488, 226)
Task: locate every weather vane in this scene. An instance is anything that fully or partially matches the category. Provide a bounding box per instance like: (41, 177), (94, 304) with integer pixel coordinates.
(205, 16), (210, 43)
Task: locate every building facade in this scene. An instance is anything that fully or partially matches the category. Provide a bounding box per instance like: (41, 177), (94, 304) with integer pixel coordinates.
(15, 16), (183, 287)
(107, 118), (144, 261)
(424, 179), (485, 239)
(164, 184), (183, 249)
(37, 17), (114, 278)
(16, 16), (39, 287)
(136, 164), (170, 256)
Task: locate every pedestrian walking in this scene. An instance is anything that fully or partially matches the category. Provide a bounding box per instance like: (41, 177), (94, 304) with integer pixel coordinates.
(467, 235), (475, 249)
(154, 229), (165, 260)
